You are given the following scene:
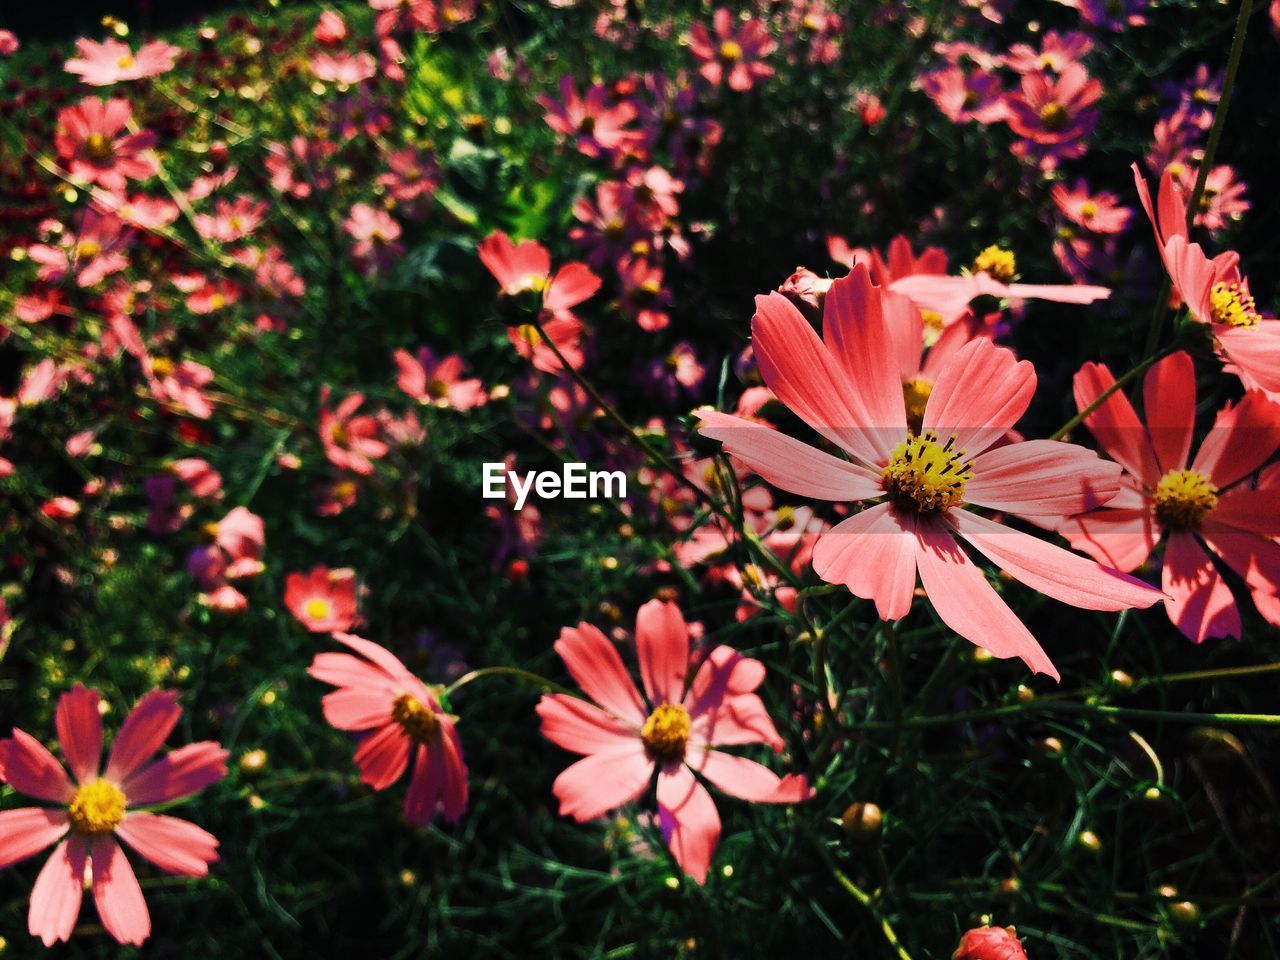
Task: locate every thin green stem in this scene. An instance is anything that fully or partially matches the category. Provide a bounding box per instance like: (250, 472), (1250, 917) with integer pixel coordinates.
(828, 863), (915, 960)
(445, 666), (575, 699)
(1048, 351), (1166, 441)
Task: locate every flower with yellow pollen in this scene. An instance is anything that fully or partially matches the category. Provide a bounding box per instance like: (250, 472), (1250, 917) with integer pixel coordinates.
(1153, 469), (1218, 530)
(1208, 281), (1260, 329)
(972, 245), (1017, 282)
(920, 309), (945, 347)
(304, 597), (333, 622)
(67, 779), (127, 834)
(641, 702), (691, 763)
(902, 377), (934, 435)
(1080, 200), (1098, 220)
(882, 433), (972, 514)
(83, 133), (114, 162)
(392, 692), (440, 744)
(75, 239), (102, 260)
(718, 39), (743, 61)
(116, 54), (136, 69)
(1038, 101), (1069, 131)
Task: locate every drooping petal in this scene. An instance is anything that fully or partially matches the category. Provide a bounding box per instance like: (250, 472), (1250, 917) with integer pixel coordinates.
(437, 723), (469, 824)
(811, 503), (918, 620)
(1191, 392), (1280, 488)
(635, 599), (690, 707)
(536, 694), (639, 755)
(821, 265), (907, 453)
(1144, 351), (1196, 475)
(923, 339), (1036, 457)
(104, 690), (181, 783)
(0, 808), (69, 869)
(914, 521), (1059, 680)
(553, 623), (646, 724)
(692, 749), (811, 803)
(966, 440), (1122, 521)
(115, 812), (220, 877)
(1071, 362), (1159, 485)
(350, 723), (411, 790)
(750, 292), (885, 466)
(695, 410), (882, 502)
(28, 837), (87, 947)
(1059, 508), (1160, 573)
(552, 746), (652, 822)
(121, 741), (229, 805)
(949, 510), (1163, 611)
(2, 730), (75, 804)
(90, 837), (150, 947)
(403, 744), (443, 827)
(55, 684), (102, 784)
(656, 764), (720, 885)
(1162, 532), (1239, 643)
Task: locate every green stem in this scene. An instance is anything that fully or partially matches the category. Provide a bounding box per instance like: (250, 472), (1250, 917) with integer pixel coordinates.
(1048, 351), (1165, 441)
(829, 864), (915, 960)
(444, 666), (575, 699)
(845, 700), (1280, 731)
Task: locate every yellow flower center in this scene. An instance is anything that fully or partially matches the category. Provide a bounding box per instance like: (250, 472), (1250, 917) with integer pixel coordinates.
(1153, 469), (1218, 530)
(972, 244), (1017, 282)
(1208, 281), (1260, 328)
(920, 309), (944, 346)
(641, 702), (691, 763)
(303, 597), (333, 622)
(962, 90), (980, 110)
(83, 133), (114, 162)
(208, 293), (226, 311)
(391, 693), (439, 744)
(428, 378), (451, 400)
(1038, 102), (1069, 130)
(1080, 200), (1098, 220)
(117, 54), (136, 69)
(902, 377), (934, 435)
(515, 273), (549, 295)
(330, 421), (350, 445)
(1192, 88), (1212, 104)
(75, 239), (102, 260)
(150, 357), (174, 378)
(68, 779), (126, 834)
(333, 480), (357, 500)
(719, 40), (744, 62)
(882, 433), (972, 514)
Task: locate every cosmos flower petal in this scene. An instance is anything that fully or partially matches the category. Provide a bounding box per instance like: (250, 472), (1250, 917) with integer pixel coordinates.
(27, 837), (87, 948)
(1143, 351), (1197, 475)
(551, 746), (652, 822)
(0, 808), (69, 869)
(922, 339), (1036, 457)
(691, 749), (811, 803)
(115, 812), (219, 877)
(1058, 508), (1159, 573)
(1191, 391), (1280, 488)
(635, 599), (690, 708)
(553, 622), (647, 724)
(2, 730), (75, 804)
(104, 690), (182, 783)
(91, 836), (151, 947)
(54, 684), (102, 784)
(656, 764), (720, 885)
(1162, 531), (1240, 643)
(536, 694), (639, 756)
(966, 439), (1122, 520)
(811, 503), (918, 621)
(1072, 361), (1159, 484)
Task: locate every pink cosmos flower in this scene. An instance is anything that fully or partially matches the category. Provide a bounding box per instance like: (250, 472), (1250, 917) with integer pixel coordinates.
(309, 633), (468, 824)
(618, 256), (672, 332)
(1004, 64), (1101, 169)
(315, 10), (348, 44)
(376, 147), (439, 218)
(55, 97), (157, 192)
(310, 51), (377, 85)
(343, 203), (404, 276)
(193, 196), (267, 244)
(0, 30), (17, 56)
(28, 210), (132, 288)
(1004, 30), (1092, 74)
(319, 387), (388, 475)
(1133, 164), (1280, 399)
(0, 685), (227, 946)
(537, 600), (810, 883)
(1172, 163), (1249, 232)
(689, 9), (776, 92)
(64, 38), (181, 85)
(919, 66), (1007, 124)
(284, 566), (359, 632)
(478, 231), (601, 373)
(394, 347), (487, 410)
(696, 267), (1162, 679)
(890, 243), (1110, 325)
(1061, 352), (1280, 642)
(146, 358), (215, 419)
(954, 925), (1029, 960)
(538, 75), (640, 160)
(1051, 180), (1131, 235)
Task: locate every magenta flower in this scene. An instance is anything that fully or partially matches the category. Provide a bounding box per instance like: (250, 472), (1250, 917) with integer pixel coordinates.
(538, 600), (810, 883)
(919, 66), (1007, 125)
(689, 9), (776, 93)
(538, 75), (640, 159)
(0, 685), (227, 946)
(55, 97), (157, 192)
(394, 346), (488, 410)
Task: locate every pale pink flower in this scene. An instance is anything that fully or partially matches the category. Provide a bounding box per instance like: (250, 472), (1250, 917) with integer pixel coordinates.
(64, 38), (181, 85)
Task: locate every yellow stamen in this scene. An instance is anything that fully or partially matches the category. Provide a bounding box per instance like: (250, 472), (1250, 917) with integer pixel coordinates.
(1154, 469), (1218, 530)
(330, 422), (349, 446)
(719, 40), (743, 62)
(116, 54), (136, 69)
(75, 239), (102, 260)
(920, 309), (944, 347)
(303, 597), (333, 622)
(882, 433), (972, 514)
(641, 703), (691, 763)
(972, 244), (1017, 282)
(1080, 200), (1098, 220)
(1038, 102), (1069, 130)
(902, 377), (934, 435)
(83, 133), (114, 162)
(391, 693), (440, 744)
(68, 780), (126, 834)
(1208, 281), (1260, 329)
(150, 357), (174, 378)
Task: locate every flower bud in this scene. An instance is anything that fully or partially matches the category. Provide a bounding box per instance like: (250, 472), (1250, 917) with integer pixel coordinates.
(953, 925), (1028, 960)
(840, 802), (883, 845)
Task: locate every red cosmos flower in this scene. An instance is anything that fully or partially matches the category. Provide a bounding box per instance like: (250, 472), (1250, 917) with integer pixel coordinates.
(1061, 352), (1280, 642)
(309, 633), (468, 824)
(954, 925), (1029, 960)
(478, 230), (601, 373)
(193, 196), (267, 244)
(1172, 163), (1249, 233)
(1004, 30), (1092, 74)
(0, 30), (16, 56)
(28, 210), (132, 288)
(537, 600), (810, 883)
(1051, 180), (1131, 235)
(0, 685), (227, 947)
(696, 267), (1162, 679)
(319, 387), (388, 475)
(538, 75), (640, 159)
(690, 8), (777, 93)
(1133, 164), (1280, 399)
(1003, 64), (1101, 167)
(55, 97), (157, 192)
(145, 358), (215, 420)
(394, 347), (487, 410)
(890, 243), (1110, 326)
(63, 37), (181, 86)
(314, 10), (348, 44)
(919, 66), (1007, 125)
(284, 566), (359, 632)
